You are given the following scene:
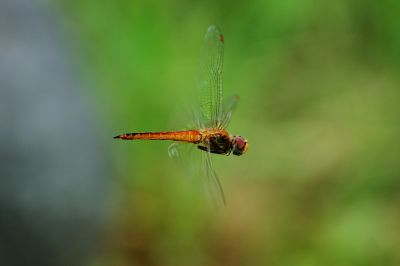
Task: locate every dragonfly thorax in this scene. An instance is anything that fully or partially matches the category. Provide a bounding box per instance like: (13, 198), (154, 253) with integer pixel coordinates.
(197, 129), (232, 155)
(197, 129), (248, 156)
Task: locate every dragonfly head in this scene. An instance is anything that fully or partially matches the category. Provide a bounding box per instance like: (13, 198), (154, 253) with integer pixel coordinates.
(231, 136), (248, 156)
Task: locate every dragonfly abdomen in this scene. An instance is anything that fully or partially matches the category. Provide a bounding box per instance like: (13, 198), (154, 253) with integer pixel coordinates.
(114, 130), (202, 143)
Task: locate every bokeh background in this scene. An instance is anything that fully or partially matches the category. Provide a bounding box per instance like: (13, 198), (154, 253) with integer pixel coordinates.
(2, 0), (400, 265)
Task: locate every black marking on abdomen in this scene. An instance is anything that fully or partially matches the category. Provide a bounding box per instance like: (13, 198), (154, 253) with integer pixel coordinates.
(114, 132), (137, 139)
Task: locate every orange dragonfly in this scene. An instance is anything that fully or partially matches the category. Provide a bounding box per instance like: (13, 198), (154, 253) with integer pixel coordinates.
(114, 25), (248, 205)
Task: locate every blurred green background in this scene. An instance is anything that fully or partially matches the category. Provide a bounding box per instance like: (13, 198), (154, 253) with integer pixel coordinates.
(59, 1), (400, 265)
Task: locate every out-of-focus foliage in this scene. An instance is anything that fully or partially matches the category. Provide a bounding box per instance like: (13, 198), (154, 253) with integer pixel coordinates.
(59, 0), (400, 265)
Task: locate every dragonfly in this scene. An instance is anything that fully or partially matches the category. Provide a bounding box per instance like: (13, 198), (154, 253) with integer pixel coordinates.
(114, 25), (248, 205)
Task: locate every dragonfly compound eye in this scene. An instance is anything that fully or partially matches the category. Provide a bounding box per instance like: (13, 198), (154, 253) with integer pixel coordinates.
(232, 136), (248, 156)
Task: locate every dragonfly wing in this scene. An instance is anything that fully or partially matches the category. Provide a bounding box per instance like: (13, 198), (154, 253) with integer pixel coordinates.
(200, 142), (226, 207)
(219, 94), (240, 129)
(198, 25), (224, 128)
(169, 141), (225, 206)
(169, 141), (207, 180)
(168, 142), (182, 159)
(168, 142), (197, 164)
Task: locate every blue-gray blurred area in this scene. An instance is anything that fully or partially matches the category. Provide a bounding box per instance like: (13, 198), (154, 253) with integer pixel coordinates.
(0, 1), (110, 265)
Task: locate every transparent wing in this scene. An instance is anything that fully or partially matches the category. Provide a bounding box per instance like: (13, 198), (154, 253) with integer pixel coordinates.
(201, 142), (226, 207)
(198, 25), (224, 128)
(168, 142), (196, 165)
(168, 142), (184, 159)
(219, 94), (240, 129)
(169, 141), (225, 206)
